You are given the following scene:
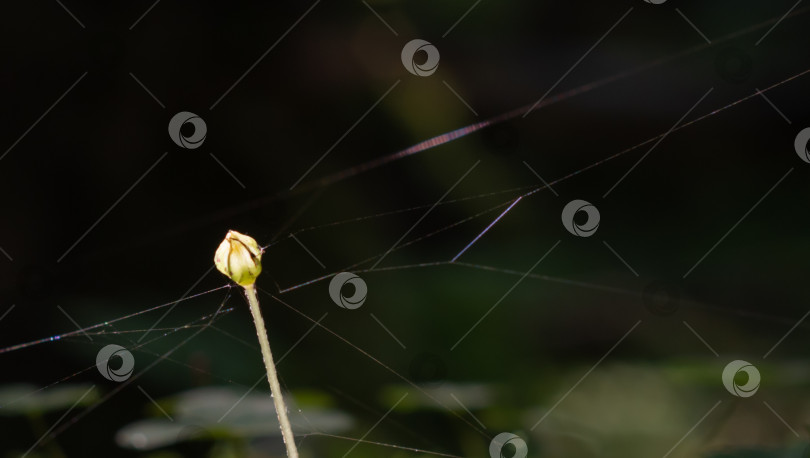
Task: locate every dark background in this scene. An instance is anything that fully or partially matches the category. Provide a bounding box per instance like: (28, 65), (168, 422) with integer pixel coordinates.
(1, 1), (810, 457)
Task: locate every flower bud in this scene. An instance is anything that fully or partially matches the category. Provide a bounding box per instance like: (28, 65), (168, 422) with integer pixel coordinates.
(214, 230), (263, 286)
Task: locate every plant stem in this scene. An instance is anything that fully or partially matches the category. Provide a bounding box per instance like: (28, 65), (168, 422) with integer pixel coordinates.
(244, 284), (299, 458)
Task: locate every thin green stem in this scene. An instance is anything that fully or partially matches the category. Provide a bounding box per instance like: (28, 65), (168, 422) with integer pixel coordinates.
(245, 284), (299, 458)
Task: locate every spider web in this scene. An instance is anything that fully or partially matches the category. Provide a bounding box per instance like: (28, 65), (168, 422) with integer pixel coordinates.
(2, 4), (810, 457)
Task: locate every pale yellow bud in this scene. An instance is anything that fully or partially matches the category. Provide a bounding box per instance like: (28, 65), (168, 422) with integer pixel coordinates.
(214, 230), (263, 286)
